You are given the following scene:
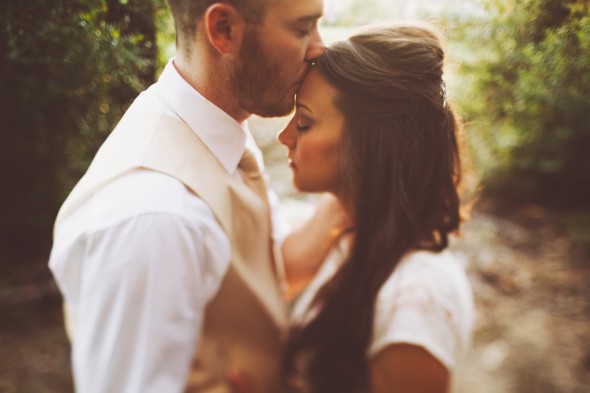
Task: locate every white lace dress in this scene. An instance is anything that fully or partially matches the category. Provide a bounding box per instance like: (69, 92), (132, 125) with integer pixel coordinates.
(290, 238), (474, 370)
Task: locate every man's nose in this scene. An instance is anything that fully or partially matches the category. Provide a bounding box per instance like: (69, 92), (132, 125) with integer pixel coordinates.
(305, 28), (325, 62)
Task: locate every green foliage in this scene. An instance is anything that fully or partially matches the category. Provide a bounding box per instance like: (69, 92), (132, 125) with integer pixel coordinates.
(155, 5), (175, 71)
(455, 0), (590, 208)
(0, 0), (165, 259)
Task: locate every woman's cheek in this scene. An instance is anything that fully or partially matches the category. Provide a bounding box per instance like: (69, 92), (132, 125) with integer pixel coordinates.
(299, 136), (339, 162)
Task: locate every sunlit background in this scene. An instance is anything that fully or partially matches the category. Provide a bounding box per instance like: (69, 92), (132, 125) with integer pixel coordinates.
(1, 0), (589, 392)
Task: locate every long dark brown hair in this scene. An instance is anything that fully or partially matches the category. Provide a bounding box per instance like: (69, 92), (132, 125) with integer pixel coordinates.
(283, 22), (463, 393)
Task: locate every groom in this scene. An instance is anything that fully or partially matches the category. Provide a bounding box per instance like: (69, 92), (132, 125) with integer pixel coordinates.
(49, 0), (324, 392)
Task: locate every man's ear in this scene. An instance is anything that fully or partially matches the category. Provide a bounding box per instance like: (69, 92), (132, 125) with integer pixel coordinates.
(204, 3), (245, 55)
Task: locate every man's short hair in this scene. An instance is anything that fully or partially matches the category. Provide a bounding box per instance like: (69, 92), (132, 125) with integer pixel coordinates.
(167, 0), (266, 49)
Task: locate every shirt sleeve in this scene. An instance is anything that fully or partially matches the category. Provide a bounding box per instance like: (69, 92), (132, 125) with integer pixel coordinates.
(68, 211), (229, 393)
(369, 254), (474, 371)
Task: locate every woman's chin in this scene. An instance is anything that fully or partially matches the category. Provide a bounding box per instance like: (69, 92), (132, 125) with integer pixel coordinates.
(292, 179), (322, 194)
(292, 178), (308, 193)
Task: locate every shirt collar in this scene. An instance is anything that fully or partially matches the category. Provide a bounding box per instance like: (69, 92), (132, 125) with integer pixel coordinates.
(155, 59), (248, 175)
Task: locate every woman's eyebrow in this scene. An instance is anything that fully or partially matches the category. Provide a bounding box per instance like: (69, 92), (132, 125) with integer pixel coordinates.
(296, 102), (313, 113)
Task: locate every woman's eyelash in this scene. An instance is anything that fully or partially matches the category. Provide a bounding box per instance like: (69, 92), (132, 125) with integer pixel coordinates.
(296, 124), (310, 132)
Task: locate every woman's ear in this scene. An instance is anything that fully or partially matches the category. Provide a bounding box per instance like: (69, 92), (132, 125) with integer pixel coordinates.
(204, 3), (245, 55)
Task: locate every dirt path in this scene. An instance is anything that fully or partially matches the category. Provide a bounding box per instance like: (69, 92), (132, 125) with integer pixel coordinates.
(451, 209), (590, 393)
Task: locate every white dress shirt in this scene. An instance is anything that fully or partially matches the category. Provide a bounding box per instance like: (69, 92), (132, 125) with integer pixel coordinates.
(49, 60), (285, 393)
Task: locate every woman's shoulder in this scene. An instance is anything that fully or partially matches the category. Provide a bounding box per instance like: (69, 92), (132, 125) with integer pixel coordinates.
(378, 249), (474, 322)
(380, 249), (471, 303)
(371, 249), (474, 370)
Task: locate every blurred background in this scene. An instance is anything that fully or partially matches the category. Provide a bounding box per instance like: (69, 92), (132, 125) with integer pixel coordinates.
(1, 0), (589, 391)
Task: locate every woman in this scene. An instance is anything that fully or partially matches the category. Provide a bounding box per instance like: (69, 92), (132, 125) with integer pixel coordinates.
(278, 22), (474, 393)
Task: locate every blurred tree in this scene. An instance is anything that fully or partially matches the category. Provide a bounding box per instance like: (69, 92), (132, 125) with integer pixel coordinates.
(455, 0), (590, 208)
(0, 0), (165, 264)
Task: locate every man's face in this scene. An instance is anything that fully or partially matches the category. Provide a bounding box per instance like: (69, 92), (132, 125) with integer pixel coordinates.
(228, 0), (325, 118)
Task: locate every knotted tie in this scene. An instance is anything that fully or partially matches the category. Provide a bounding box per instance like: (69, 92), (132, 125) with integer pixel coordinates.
(238, 148), (270, 207)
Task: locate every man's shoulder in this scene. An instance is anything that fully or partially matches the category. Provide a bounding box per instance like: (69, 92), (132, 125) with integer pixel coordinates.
(75, 169), (218, 234)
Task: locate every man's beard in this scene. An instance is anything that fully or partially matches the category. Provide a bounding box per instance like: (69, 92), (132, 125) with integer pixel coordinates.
(228, 29), (296, 118)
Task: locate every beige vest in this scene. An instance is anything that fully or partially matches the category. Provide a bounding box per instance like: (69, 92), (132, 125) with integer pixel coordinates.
(55, 98), (288, 392)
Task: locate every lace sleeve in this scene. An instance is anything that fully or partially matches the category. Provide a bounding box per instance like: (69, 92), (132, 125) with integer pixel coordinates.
(368, 251), (474, 371)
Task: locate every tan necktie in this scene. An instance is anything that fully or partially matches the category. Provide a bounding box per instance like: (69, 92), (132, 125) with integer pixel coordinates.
(238, 148), (270, 207)
(238, 149), (287, 288)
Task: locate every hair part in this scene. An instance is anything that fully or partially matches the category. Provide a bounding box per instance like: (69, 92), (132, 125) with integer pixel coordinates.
(284, 22), (464, 393)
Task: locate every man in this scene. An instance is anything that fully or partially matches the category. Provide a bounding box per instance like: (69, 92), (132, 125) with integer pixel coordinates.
(49, 0), (324, 391)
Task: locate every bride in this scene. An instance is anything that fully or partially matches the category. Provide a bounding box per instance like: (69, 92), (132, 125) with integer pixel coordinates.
(278, 22), (474, 393)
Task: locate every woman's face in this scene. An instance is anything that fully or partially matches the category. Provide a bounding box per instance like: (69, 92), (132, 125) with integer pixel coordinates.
(278, 68), (346, 196)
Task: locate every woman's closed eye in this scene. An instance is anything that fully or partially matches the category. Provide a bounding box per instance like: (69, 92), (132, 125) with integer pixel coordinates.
(296, 123), (311, 132)
(296, 114), (313, 132)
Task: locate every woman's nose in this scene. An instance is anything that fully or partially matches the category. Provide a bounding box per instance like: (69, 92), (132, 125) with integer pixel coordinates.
(278, 119), (297, 149)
